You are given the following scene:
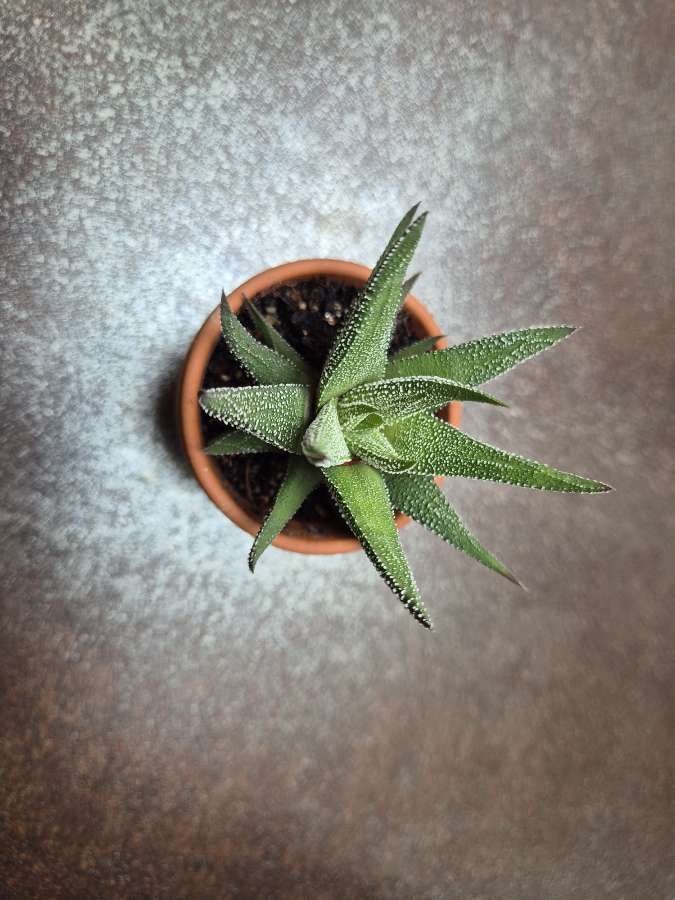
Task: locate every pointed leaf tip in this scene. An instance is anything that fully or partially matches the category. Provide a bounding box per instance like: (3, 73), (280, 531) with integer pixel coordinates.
(400, 272), (421, 302)
(204, 430), (274, 456)
(385, 325), (579, 384)
(243, 297), (316, 381)
(384, 413), (611, 493)
(317, 207), (429, 406)
(505, 570), (525, 589)
(248, 458), (321, 571)
(220, 291), (313, 386)
(323, 462), (432, 629)
(384, 474), (521, 586)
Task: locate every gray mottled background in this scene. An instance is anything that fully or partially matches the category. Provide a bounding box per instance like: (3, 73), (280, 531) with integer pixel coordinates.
(1, 1), (674, 898)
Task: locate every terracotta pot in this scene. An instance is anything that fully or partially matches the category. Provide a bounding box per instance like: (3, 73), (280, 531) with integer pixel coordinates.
(179, 259), (461, 555)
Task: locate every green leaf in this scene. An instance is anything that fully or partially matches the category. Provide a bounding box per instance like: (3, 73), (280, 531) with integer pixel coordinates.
(384, 413), (612, 492)
(399, 272), (420, 304)
(317, 208), (427, 406)
(244, 299), (316, 381)
(338, 375), (505, 429)
(385, 474), (521, 585)
(385, 326), (576, 384)
(381, 203), (420, 258)
(301, 399), (352, 468)
(204, 430), (275, 456)
(341, 409), (384, 431)
(199, 384), (310, 453)
(324, 462), (432, 628)
(389, 334), (444, 363)
(249, 457), (321, 571)
(345, 425), (404, 468)
(220, 291), (313, 386)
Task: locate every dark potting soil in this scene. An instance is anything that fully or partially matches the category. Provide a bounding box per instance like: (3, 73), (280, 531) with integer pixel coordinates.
(200, 277), (418, 536)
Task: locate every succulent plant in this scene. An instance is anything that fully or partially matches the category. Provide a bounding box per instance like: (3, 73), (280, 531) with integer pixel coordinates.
(200, 206), (610, 629)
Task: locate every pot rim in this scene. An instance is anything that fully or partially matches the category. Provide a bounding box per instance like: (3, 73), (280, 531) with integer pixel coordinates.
(179, 258), (461, 555)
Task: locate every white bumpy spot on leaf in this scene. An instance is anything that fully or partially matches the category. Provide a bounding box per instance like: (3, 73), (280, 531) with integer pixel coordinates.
(338, 375), (505, 428)
(244, 298), (316, 380)
(323, 462), (432, 628)
(317, 207), (427, 406)
(385, 326), (576, 384)
(249, 458), (321, 571)
(385, 474), (521, 585)
(199, 383), (311, 453)
(204, 430), (275, 456)
(386, 413), (612, 492)
(301, 399), (352, 468)
(345, 425), (408, 471)
(388, 334), (444, 363)
(220, 291), (313, 386)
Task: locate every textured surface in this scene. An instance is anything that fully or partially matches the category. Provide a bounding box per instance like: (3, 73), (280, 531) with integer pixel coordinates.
(1, 1), (674, 897)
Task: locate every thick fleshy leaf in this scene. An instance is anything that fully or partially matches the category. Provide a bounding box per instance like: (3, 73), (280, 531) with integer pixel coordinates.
(385, 326), (576, 384)
(338, 375), (505, 428)
(244, 299), (316, 380)
(199, 384), (310, 452)
(220, 292), (312, 386)
(345, 425), (403, 467)
(324, 462), (431, 628)
(249, 457), (321, 571)
(341, 409), (384, 431)
(301, 399), (352, 468)
(389, 334), (444, 363)
(204, 430), (275, 456)
(381, 203), (420, 260)
(383, 413), (612, 492)
(399, 272), (420, 305)
(317, 209), (427, 406)
(385, 474), (520, 585)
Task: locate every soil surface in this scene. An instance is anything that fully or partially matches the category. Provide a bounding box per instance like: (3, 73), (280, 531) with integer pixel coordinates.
(200, 277), (418, 536)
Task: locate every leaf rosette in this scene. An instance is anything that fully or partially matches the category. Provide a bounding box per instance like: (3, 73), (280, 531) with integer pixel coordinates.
(200, 207), (611, 629)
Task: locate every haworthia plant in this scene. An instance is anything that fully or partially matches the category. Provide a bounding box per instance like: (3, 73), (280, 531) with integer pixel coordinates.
(200, 206), (611, 630)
